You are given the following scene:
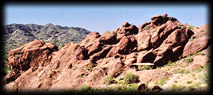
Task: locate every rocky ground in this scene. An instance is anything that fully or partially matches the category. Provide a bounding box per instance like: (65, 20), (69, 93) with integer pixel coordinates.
(3, 14), (210, 93)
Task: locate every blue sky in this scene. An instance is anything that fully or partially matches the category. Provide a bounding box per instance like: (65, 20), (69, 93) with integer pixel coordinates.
(5, 4), (208, 33)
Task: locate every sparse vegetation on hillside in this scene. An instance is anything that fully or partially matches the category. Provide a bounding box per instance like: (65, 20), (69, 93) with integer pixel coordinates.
(106, 76), (116, 85)
(155, 76), (169, 86)
(138, 65), (151, 71)
(80, 85), (91, 92)
(124, 72), (139, 84)
(184, 55), (193, 64)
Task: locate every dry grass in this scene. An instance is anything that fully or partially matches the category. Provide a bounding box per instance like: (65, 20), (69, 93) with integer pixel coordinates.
(159, 55), (208, 91)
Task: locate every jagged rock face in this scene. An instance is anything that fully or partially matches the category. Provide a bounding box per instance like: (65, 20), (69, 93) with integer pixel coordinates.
(4, 14), (210, 91)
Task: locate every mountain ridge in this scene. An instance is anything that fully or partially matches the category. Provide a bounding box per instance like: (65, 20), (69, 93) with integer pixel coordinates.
(3, 23), (90, 54)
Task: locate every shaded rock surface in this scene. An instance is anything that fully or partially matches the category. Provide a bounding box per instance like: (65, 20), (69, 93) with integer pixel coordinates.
(4, 14), (210, 91)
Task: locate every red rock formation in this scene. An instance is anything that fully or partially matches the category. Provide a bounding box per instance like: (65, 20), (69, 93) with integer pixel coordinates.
(6, 40), (58, 83)
(4, 14), (210, 91)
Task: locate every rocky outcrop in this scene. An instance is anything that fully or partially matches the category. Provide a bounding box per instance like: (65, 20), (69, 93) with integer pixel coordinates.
(5, 40), (58, 84)
(182, 36), (209, 57)
(4, 14), (210, 91)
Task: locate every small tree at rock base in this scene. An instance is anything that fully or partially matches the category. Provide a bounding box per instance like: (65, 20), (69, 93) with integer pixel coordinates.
(124, 72), (139, 84)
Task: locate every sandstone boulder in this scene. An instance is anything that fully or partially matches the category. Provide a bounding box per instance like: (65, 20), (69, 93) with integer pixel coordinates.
(151, 21), (179, 48)
(199, 24), (208, 32)
(90, 45), (112, 62)
(137, 69), (172, 83)
(87, 40), (103, 56)
(6, 40), (58, 83)
(115, 22), (138, 41)
(147, 82), (163, 92)
(187, 64), (203, 71)
(80, 32), (101, 50)
(137, 50), (156, 63)
(106, 36), (135, 57)
(135, 31), (151, 51)
(182, 36), (209, 57)
(193, 55), (208, 66)
(100, 31), (117, 44)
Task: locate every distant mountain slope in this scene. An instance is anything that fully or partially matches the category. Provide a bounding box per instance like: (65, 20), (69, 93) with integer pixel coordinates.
(3, 23), (90, 64)
(4, 23), (90, 53)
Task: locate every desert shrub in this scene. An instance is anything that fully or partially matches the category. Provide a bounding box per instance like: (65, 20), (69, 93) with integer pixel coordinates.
(184, 55), (193, 64)
(186, 25), (194, 30)
(143, 26), (150, 30)
(157, 76), (169, 86)
(194, 51), (205, 55)
(172, 68), (190, 74)
(179, 69), (190, 74)
(93, 66), (99, 70)
(106, 76), (115, 85)
(138, 65), (150, 71)
(58, 45), (64, 49)
(165, 60), (177, 66)
(126, 83), (138, 91)
(167, 60), (173, 65)
(86, 64), (93, 70)
(124, 72), (139, 84)
(114, 85), (127, 91)
(80, 85), (91, 92)
(116, 78), (125, 85)
(154, 27), (158, 31)
(4, 65), (11, 74)
(180, 25), (186, 30)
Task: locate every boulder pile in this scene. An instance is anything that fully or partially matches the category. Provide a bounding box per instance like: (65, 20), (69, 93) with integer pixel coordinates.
(4, 14), (210, 91)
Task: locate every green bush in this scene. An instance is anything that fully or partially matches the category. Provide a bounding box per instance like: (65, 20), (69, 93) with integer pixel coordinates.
(143, 26), (150, 30)
(138, 65), (150, 71)
(80, 85), (91, 92)
(4, 66), (11, 74)
(106, 76), (115, 85)
(124, 73), (139, 84)
(184, 55), (193, 64)
(86, 64), (93, 70)
(126, 83), (138, 91)
(194, 51), (205, 55)
(154, 27), (158, 31)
